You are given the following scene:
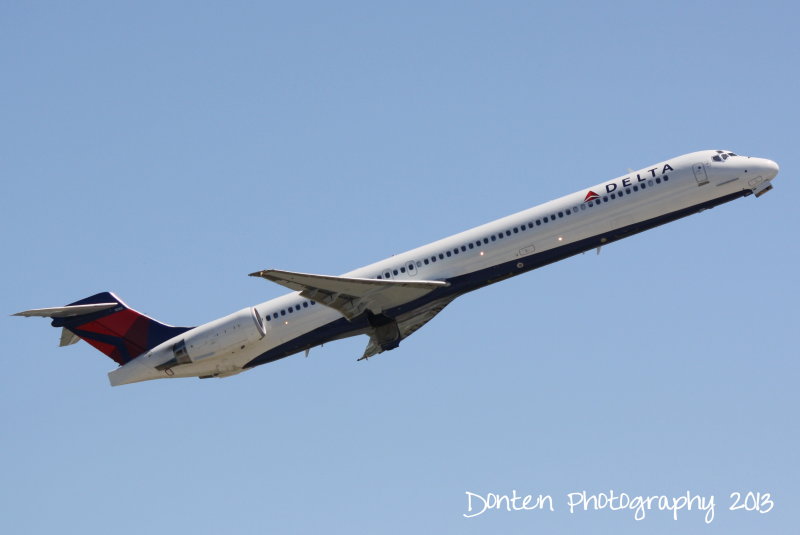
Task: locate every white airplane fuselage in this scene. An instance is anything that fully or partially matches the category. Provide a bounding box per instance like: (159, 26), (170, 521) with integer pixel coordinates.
(105, 150), (778, 386)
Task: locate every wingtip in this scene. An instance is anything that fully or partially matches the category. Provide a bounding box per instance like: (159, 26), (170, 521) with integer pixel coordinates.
(249, 269), (275, 278)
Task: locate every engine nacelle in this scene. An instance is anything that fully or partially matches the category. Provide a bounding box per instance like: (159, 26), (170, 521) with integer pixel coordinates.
(155, 307), (266, 370)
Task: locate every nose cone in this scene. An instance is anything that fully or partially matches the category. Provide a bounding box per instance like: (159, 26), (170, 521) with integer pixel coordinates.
(752, 157), (780, 180)
(763, 159), (780, 180)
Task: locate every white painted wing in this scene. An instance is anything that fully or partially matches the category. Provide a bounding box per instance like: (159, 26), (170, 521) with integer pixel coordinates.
(249, 269), (449, 320)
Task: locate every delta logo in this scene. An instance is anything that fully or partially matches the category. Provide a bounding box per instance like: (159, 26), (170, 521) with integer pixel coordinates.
(583, 163), (675, 203)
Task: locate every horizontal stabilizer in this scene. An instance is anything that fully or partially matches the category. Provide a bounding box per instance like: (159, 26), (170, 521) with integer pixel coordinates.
(13, 303), (119, 318)
(59, 327), (81, 347)
(250, 269), (449, 320)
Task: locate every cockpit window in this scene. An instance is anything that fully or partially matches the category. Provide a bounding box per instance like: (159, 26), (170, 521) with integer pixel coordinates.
(713, 151), (737, 162)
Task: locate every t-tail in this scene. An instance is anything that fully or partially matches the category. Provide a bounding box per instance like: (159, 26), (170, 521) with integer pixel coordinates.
(13, 292), (192, 366)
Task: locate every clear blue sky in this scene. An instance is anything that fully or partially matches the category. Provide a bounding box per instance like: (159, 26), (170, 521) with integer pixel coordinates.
(2, 2), (797, 533)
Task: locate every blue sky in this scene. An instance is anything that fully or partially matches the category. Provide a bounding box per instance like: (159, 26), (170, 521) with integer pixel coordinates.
(2, 2), (798, 533)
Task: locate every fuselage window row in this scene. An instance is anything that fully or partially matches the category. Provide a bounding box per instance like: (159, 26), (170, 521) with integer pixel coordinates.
(374, 174), (670, 280)
(265, 300), (316, 321)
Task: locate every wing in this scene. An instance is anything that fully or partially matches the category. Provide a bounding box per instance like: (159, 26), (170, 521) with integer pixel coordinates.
(249, 269), (449, 320)
(360, 295), (456, 360)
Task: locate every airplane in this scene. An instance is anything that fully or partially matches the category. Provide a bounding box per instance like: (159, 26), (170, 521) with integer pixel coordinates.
(14, 150), (779, 386)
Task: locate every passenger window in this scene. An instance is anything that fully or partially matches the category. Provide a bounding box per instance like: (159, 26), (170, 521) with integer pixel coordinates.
(453, 248), (459, 255)
(400, 267), (406, 273)
(424, 259), (429, 265)
(648, 180), (654, 186)
(393, 269), (398, 275)
(281, 310), (286, 316)
(505, 230), (511, 236)
(303, 302), (308, 308)
(491, 235), (496, 241)
(461, 246), (466, 252)
(633, 186), (639, 191)
(663, 176), (669, 181)
(536, 219), (541, 225)
(468, 243), (474, 249)
(446, 251), (451, 257)
(656, 177), (661, 184)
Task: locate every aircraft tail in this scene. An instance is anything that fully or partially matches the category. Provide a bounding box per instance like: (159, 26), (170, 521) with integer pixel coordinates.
(13, 292), (192, 365)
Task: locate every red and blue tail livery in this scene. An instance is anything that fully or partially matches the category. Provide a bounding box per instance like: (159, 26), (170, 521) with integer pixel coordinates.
(17, 292), (192, 366)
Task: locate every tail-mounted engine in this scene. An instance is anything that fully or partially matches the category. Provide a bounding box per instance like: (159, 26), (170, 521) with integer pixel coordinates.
(156, 307), (266, 371)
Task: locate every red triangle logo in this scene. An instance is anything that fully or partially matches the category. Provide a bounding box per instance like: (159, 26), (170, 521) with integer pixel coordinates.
(584, 190), (600, 202)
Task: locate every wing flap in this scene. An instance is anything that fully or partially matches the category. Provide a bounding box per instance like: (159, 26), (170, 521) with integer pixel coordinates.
(359, 296), (456, 360)
(250, 269), (448, 320)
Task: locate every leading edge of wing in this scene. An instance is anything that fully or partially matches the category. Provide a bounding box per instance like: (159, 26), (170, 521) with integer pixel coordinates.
(249, 269), (449, 319)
